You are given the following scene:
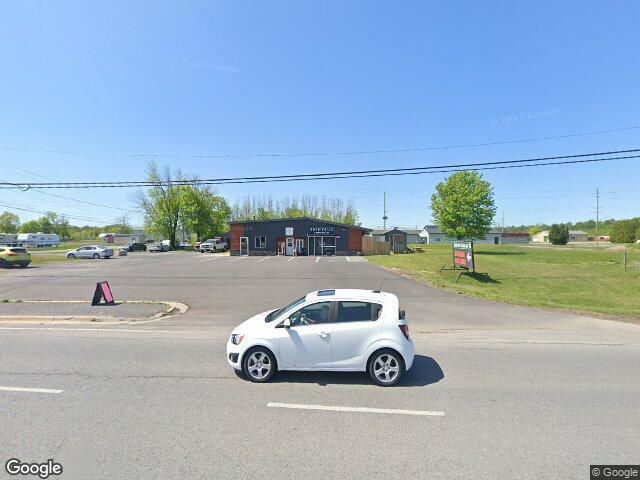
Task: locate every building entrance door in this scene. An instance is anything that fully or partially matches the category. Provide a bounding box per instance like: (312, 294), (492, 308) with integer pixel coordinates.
(295, 238), (304, 255)
(240, 237), (249, 256)
(285, 237), (295, 256)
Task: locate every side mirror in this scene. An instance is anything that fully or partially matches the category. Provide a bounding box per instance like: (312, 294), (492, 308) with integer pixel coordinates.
(283, 318), (291, 328)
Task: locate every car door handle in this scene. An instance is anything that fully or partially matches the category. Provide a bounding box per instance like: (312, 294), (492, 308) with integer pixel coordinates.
(318, 332), (330, 338)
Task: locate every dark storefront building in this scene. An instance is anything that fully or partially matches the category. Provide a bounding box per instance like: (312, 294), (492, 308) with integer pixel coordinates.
(229, 218), (371, 256)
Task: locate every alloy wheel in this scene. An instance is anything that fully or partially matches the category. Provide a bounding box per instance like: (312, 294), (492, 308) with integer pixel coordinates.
(247, 351), (271, 380)
(373, 353), (400, 384)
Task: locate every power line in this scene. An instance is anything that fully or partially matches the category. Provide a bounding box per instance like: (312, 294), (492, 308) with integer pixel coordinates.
(0, 203), (113, 225)
(1, 148), (638, 190)
(1, 125), (639, 159)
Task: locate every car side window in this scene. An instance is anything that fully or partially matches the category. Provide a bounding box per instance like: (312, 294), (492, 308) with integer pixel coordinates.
(336, 301), (382, 322)
(289, 302), (332, 326)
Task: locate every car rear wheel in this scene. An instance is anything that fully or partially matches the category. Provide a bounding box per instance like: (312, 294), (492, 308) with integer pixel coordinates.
(67, 253), (75, 259)
(368, 349), (405, 387)
(242, 347), (277, 383)
(0, 259), (8, 268)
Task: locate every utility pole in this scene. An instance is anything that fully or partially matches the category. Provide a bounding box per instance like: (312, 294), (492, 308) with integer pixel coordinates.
(383, 191), (388, 231)
(501, 212), (505, 233)
(595, 188), (600, 246)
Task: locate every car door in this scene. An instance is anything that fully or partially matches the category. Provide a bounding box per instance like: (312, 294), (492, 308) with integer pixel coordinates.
(328, 301), (383, 369)
(77, 247), (89, 258)
(273, 301), (333, 369)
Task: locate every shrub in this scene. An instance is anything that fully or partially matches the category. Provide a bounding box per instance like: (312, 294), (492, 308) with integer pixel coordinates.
(548, 223), (569, 245)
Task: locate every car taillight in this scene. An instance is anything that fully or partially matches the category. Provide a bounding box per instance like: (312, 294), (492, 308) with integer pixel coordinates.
(399, 324), (410, 340)
(6, 253), (16, 256)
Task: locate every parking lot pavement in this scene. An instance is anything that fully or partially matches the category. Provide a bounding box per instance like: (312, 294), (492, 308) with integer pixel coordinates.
(0, 252), (639, 478)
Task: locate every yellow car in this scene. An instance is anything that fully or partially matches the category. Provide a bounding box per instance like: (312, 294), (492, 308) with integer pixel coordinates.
(0, 246), (31, 268)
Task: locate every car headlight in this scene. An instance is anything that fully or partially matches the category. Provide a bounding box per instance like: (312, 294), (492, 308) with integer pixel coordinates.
(231, 334), (244, 345)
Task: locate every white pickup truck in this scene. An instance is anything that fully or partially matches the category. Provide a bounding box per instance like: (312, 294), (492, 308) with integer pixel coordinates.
(199, 238), (228, 253)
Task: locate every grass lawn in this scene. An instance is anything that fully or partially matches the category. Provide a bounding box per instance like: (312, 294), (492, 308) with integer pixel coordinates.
(368, 244), (640, 321)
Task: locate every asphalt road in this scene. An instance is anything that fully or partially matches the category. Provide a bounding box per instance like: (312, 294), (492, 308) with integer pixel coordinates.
(0, 252), (638, 479)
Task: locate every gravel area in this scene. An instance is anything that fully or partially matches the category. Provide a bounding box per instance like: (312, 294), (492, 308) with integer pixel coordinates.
(0, 301), (167, 319)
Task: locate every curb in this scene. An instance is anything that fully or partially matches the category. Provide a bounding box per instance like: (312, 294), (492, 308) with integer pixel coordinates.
(0, 300), (189, 325)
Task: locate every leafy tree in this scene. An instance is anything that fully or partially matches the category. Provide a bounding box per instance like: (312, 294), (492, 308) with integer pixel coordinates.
(430, 171), (496, 240)
(133, 162), (183, 249)
(19, 216), (54, 234)
(610, 218), (640, 243)
(0, 211), (20, 233)
(548, 223), (569, 245)
(179, 184), (231, 241)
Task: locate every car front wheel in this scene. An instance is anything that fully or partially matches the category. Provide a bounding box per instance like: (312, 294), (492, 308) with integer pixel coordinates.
(93, 253), (100, 259)
(242, 347), (277, 383)
(67, 253), (75, 259)
(368, 349), (405, 387)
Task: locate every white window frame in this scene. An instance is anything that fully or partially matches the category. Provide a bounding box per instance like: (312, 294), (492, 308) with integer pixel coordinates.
(255, 236), (266, 249)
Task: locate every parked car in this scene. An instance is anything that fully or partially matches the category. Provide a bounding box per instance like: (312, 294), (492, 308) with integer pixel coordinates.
(226, 289), (413, 386)
(0, 247), (31, 268)
(176, 242), (192, 250)
(148, 243), (169, 252)
(122, 242), (147, 252)
(67, 245), (114, 259)
(200, 238), (228, 252)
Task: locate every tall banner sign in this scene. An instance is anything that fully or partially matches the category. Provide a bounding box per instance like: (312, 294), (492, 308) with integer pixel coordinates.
(452, 241), (474, 271)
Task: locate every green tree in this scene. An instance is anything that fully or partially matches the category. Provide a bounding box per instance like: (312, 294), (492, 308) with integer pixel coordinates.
(133, 162), (183, 249)
(430, 171), (496, 240)
(0, 211), (20, 233)
(19, 216), (54, 233)
(179, 185), (231, 241)
(548, 223), (569, 245)
(610, 218), (640, 243)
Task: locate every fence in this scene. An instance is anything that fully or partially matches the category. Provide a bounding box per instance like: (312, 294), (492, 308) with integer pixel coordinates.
(362, 237), (390, 255)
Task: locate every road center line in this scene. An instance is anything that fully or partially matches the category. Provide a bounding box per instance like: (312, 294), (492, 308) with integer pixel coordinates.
(267, 403), (444, 417)
(0, 386), (63, 394)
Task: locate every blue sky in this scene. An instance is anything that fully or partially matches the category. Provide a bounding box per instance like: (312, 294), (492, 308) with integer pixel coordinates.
(1, 1), (639, 229)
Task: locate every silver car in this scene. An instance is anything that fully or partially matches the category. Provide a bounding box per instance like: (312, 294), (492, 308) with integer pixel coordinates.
(67, 245), (114, 259)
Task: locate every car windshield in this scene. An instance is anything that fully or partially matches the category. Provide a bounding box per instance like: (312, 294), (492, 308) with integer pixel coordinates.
(265, 296), (306, 322)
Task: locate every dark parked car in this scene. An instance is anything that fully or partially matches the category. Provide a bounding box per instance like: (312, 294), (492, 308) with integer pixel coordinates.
(122, 242), (147, 252)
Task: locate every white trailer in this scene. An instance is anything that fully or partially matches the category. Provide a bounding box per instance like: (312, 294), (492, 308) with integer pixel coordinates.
(17, 233), (60, 248)
(0, 234), (19, 246)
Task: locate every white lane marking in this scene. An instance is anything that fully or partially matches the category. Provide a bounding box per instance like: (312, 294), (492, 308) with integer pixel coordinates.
(0, 386), (63, 394)
(267, 403), (444, 417)
(345, 257), (351, 262)
(287, 257), (295, 262)
(228, 256), (247, 262)
(257, 257), (270, 262)
(0, 327), (178, 333)
(315, 257), (320, 263)
(199, 256), (221, 262)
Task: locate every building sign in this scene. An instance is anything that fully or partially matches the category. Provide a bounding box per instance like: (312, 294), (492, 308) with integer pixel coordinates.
(452, 241), (474, 271)
(285, 227), (294, 236)
(308, 226), (335, 236)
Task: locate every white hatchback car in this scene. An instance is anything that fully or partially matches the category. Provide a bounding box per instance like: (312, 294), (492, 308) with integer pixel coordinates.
(227, 289), (414, 386)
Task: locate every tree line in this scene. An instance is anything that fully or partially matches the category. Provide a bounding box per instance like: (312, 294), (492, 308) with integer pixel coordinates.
(230, 195), (359, 226)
